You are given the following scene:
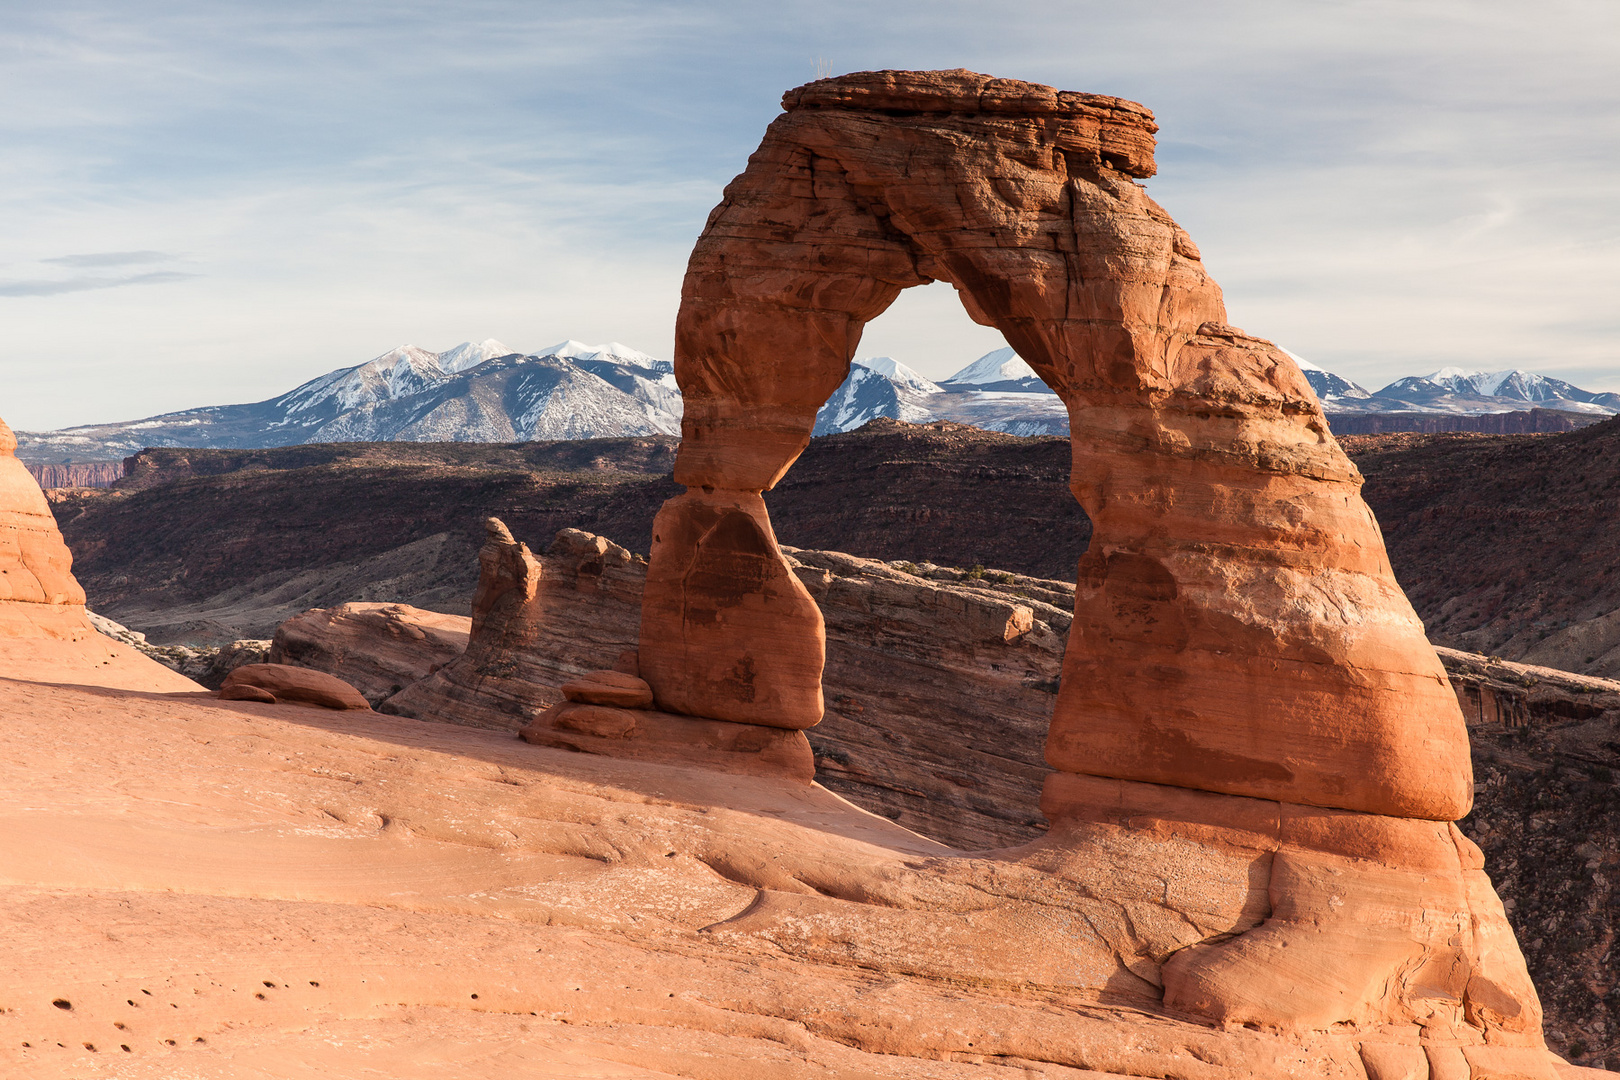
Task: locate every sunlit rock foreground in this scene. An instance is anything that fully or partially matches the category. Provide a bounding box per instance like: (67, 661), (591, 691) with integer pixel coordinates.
(0, 674), (1586, 1080)
(0, 419), (1597, 1079)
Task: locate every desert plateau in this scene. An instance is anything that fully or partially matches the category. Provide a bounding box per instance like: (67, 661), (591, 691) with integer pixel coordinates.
(6, 58), (1620, 1080)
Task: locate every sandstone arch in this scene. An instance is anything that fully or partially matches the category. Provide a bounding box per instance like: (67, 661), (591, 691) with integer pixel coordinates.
(639, 69), (1470, 823)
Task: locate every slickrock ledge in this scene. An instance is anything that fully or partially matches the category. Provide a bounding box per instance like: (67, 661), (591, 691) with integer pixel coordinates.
(0, 414), (200, 692)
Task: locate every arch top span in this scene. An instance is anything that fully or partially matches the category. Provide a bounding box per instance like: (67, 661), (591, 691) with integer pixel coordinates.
(640, 69), (1472, 823)
(782, 68), (1159, 179)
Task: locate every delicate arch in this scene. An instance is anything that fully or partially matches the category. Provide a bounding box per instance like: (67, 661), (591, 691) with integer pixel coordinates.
(639, 70), (1470, 821)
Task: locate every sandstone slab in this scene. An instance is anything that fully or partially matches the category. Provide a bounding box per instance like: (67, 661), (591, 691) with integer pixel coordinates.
(520, 700), (816, 783)
(270, 601), (470, 705)
(220, 663), (371, 710)
(560, 669), (655, 709)
(0, 674), (1580, 1079)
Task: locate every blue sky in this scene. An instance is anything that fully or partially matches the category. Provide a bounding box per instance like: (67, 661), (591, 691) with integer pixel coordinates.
(2, 0), (1617, 430)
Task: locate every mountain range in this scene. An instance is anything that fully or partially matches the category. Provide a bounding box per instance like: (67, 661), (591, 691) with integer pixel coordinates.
(17, 340), (682, 463)
(13, 338), (1619, 463)
(1285, 351), (1620, 416)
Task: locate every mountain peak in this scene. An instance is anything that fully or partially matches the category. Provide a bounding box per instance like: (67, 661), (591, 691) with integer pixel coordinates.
(854, 356), (942, 394)
(940, 347), (1052, 393)
(438, 339), (515, 374)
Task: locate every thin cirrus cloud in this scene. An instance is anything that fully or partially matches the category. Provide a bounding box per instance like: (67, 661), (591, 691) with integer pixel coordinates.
(0, 269), (199, 299)
(0, 251), (196, 298)
(40, 250), (175, 268)
(0, 1), (1615, 431)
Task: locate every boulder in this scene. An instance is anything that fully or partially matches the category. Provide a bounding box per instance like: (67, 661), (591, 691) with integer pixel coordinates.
(219, 663), (371, 711)
(270, 602), (469, 706)
(559, 669), (654, 709)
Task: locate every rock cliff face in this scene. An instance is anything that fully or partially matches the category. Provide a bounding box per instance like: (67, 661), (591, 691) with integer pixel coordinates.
(22, 461), (123, 489)
(0, 415), (199, 691)
(386, 523), (1068, 849)
(1328, 410), (1603, 436)
(1345, 420), (1620, 681)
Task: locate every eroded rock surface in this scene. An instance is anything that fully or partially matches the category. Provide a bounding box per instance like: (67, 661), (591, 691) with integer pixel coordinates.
(628, 67), (1525, 1061)
(654, 68), (1469, 821)
(271, 602), (470, 705)
(385, 524), (1066, 849)
(0, 415), (199, 692)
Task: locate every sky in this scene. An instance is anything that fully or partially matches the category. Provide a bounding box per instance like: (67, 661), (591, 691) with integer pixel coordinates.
(2, 0), (1617, 430)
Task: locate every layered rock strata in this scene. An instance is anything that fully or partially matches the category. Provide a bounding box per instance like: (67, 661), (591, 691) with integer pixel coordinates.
(0, 415), (198, 691)
(382, 522), (649, 728)
(384, 524), (1068, 849)
(519, 664), (817, 783)
(271, 602), (470, 705)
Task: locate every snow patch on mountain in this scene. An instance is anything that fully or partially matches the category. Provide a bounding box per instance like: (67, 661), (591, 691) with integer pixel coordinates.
(439, 339), (517, 373)
(1281, 348), (1372, 408)
(939, 347), (1054, 393)
(540, 340), (672, 373)
(855, 356), (943, 395)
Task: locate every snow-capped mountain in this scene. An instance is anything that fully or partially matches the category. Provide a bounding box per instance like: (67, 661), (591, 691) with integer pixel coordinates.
(812, 349), (1069, 437)
(1281, 349), (1373, 409)
(938, 347), (1055, 393)
(812, 358), (943, 435)
(17, 341), (682, 463)
(1364, 368), (1620, 415)
(20, 337), (1619, 465)
(540, 340), (672, 373)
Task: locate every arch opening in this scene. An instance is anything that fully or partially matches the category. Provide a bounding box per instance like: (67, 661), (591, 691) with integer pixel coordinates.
(809, 279), (1070, 441)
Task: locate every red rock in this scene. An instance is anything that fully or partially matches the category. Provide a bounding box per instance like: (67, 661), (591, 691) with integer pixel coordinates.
(650, 68), (1468, 821)
(560, 670), (654, 709)
(219, 663), (371, 711)
(624, 67), (1515, 1043)
(270, 602), (469, 706)
(382, 524), (650, 730)
(639, 489), (825, 728)
(0, 415), (200, 693)
(520, 701), (815, 783)
(219, 682), (277, 704)
(0, 416), (86, 607)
